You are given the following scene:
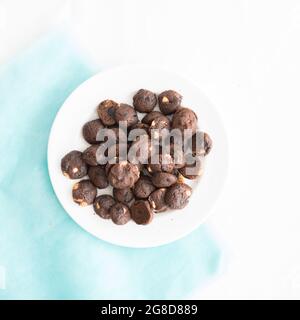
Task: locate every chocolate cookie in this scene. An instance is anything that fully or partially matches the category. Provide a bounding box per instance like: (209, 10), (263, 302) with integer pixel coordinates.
(114, 103), (138, 127)
(158, 90), (182, 115)
(164, 183), (192, 209)
(172, 107), (198, 134)
(170, 143), (186, 169)
(151, 172), (177, 188)
(179, 156), (203, 180)
(61, 150), (88, 179)
(82, 119), (104, 144)
(133, 89), (157, 113)
(147, 153), (174, 174)
(113, 188), (135, 205)
(110, 202), (131, 225)
(96, 143), (128, 165)
(128, 122), (150, 140)
(107, 143), (128, 161)
(133, 176), (156, 199)
(97, 99), (119, 126)
(149, 115), (170, 140)
(105, 163), (114, 176)
(141, 111), (163, 125)
(93, 195), (115, 219)
(130, 200), (153, 225)
(88, 166), (108, 189)
(191, 131), (212, 156)
(72, 180), (97, 206)
(82, 144), (100, 166)
(108, 162), (140, 189)
(148, 188), (168, 212)
(130, 122), (150, 132)
(99, 127), (127, 145)
(128, 134), (151, 165)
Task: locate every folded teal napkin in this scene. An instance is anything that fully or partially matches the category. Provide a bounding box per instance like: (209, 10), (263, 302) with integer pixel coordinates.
(0, 32), (220, 299)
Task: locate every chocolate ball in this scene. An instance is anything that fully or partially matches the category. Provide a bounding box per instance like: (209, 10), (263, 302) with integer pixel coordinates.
(61, 150), (88, 179)
(128, 134), (151, 165)
(179, 156), (203, 180)
(108, 162), (140, 189)
(170, 143), (186, 169)
(130, 122), (150, 132)
(128, 122), (150, 140)
(72, 180), (97, 207)
(172, 107), (198, 134)
(151, 172), (177, 188)
(95, 143), (128, 165)
(133, 89), (157, 113)
(114, 103), (138, 127)
(82, 119), (104, 144)
(141, 111), (163, 125)
(164, 183), (192, 209)
(113, 188), (135, 205)
(149, 115), (170, 139)
(82, 144), (100, 166)
(97, 99), (119, 126)
(158, 90), (182, 115)
(191, 131), (212, 156)
(105, 163), (114, 176)
(147, 153), (174, 174)
(93, 195), (116, 219)
(131, 200), (153, 225)
(88, 166), (108, 189)
(106, 143), (128, 162)
(110, 202), (131, 225)
(99, 127), (127, 145)
(148, 188), (168, 212)
(133, 176), (156, 199)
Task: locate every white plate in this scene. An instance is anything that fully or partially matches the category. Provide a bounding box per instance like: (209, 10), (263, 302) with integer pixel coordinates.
(48, 65), (228, 248)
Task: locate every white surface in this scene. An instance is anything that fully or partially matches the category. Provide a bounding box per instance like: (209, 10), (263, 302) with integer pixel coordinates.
(1, 0), (300, 299)
(48, 65), (228, 248)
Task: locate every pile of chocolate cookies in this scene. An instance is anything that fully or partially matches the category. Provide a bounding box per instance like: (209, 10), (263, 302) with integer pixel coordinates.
(61, 89), (212, 225)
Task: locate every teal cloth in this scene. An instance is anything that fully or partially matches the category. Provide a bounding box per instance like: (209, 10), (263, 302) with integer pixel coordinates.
(0, 32), (220, 300)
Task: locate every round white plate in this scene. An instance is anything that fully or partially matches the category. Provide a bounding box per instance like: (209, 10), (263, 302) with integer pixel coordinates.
(48, 65), (228, 248)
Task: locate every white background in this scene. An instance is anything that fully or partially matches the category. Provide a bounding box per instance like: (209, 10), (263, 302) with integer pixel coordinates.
(1, 0), (300, 299)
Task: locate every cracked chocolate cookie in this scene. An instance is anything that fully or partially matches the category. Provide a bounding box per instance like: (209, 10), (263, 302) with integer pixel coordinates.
(82, 144), (100, 166)
(82, 119), (104, 144)
(130, 200), (153, 225)
(179, 156), (203, 180)
(133, 89), (157, 113)
(151, 172), (177, 188)
(141, 111), (163, 125)
(172, 107), (198, 134)
(158, 90), (182, 115)
(114, 103), (138, 127)
(97, 99), (119, 126)
(164, 183), (192, 209)
(113, 187), (134, 206)
(61, 150), (88, 179)
(88, 166), (109, 189)
(72, 180), (97, 207)
(133, 176), (156, 199)
(108, 162), (140, 189)
(148, 188), (168, 213)
(93, 195), (116, 219)
(147, 153), (174, 174)
(190, 131), (213, 156)
(110, 202), (131, 225)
